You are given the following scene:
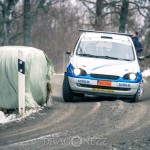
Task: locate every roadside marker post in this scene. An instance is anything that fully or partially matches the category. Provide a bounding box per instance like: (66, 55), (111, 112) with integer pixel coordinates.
(18, 50), (25, 115)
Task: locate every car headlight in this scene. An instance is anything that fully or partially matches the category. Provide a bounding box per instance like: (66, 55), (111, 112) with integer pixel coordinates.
(124, 73), (137, 80)
(73, 68), (81, 76)
(73, 68), (87, 76)
(129, 73), (136, 80)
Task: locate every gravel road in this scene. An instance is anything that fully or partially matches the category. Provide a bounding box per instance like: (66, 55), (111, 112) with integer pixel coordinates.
(0, 75), (150, 150)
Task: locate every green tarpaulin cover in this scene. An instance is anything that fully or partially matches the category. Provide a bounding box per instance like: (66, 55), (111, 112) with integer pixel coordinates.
(0, 46), (53, 109)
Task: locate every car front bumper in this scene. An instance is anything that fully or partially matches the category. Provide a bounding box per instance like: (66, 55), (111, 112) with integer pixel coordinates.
(68, 77), (139, 98)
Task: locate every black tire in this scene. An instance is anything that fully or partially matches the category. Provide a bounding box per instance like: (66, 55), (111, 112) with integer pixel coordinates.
(63, 74), (73, 102)
(73, 93), (84, 98)
(132, 81), (143, 102)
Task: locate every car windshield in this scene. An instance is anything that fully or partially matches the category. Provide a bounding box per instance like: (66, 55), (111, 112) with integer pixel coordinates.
(76, 38), (135, 61)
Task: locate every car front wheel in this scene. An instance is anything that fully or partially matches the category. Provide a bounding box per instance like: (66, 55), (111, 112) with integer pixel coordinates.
(132, 81), (143, 102)
(63, 74), (73, 102)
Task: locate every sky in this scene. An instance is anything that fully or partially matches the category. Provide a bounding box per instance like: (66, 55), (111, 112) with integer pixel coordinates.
(71, 0), (77, 5)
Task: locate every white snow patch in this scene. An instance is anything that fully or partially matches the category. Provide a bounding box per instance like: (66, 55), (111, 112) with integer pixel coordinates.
(0, 111), (7, 123)
(142, 69), (150, 77)
(0, 111), (18, 124)
(142, 68), (150, 100)
(0, 108), (42, 124)
(0, 97), (53, 124)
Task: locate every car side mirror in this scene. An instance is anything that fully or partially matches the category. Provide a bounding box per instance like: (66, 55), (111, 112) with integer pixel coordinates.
(66, 51), (71, 55)
(138, 56), (145, 61)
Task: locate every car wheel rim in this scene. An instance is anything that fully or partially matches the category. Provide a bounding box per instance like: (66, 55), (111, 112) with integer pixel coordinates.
(138, 81), (143, 100)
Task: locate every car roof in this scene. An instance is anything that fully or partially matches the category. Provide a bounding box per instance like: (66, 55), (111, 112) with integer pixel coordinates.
(79, 29), (132, 41)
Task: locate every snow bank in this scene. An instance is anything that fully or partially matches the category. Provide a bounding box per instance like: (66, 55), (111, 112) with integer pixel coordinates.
(0, 97), (53, 124)
(142, 68), (150, 100)
(0, 108), (41, 124)
(142, 69), (150, 77)
(0, 111), (17, 124)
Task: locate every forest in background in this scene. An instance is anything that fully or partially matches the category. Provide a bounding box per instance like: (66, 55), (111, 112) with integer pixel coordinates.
(0, 0), (150, 72)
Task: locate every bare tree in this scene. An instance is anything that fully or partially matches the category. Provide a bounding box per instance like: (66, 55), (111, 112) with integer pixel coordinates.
(24, 0), (31, 46)
(23, 0), (65, 46)
(0, 0), (19, 45)
(118, 0), (129, 32)
(30, 1), (83, 72)
(0, 0), (65, 46)
(94, 0), (105, 30)
(79, 0), (149, 33)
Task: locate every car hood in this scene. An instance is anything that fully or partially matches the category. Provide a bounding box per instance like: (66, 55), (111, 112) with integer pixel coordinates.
(75, 56), (137, 77)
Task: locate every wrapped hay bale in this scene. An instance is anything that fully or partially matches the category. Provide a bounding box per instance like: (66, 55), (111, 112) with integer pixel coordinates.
(0, 46), (54, 109)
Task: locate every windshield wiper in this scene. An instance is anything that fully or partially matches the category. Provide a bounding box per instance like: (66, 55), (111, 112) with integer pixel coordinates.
(78, 54), (132, 61)
(98, 56), (133, 61)
(78, 54), (119, 60)
(78, 53), (97, 58)
(99, 56), (119, 60)
(117, 58), (133, 61)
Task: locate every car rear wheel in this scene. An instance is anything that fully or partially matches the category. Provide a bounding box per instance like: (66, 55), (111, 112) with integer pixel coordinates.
(63, 74), (73, 102)
(132, 81), (143, 102)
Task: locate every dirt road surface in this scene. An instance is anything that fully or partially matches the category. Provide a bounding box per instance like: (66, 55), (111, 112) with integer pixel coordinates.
(0, 75), (150, 150)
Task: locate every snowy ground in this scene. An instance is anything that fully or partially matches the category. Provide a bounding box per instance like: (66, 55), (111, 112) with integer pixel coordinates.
(0, 108), (41, 124)
(0, 97), (53, 124)
(0, 69), (150, 124)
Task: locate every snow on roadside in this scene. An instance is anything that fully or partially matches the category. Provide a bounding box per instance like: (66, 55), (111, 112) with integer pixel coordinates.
(0, 96), (53, 124)
(142, 68), (150, 78)
(0, 108), (42, 124)
(142, 68), (150, 100)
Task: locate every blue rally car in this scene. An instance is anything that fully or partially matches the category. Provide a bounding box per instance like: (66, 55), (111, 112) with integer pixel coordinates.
(63, 30), (144, 102)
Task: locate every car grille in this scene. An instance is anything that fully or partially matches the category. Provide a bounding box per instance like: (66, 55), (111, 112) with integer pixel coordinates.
(77, 84), (131, 91)
(90, 74), (120, 80)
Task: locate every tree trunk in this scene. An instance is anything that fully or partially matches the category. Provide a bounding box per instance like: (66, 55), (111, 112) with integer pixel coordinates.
(24, 0), (31, 46)
(3, 0), (9, 45)
(118, 0), (129, 33)
(3, 0), (16, 45)
(94, 0), (104, 30)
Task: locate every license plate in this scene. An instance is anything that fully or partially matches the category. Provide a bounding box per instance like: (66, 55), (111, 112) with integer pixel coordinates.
(92, 88), (115, 93)
(97, 80), (112, 87)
